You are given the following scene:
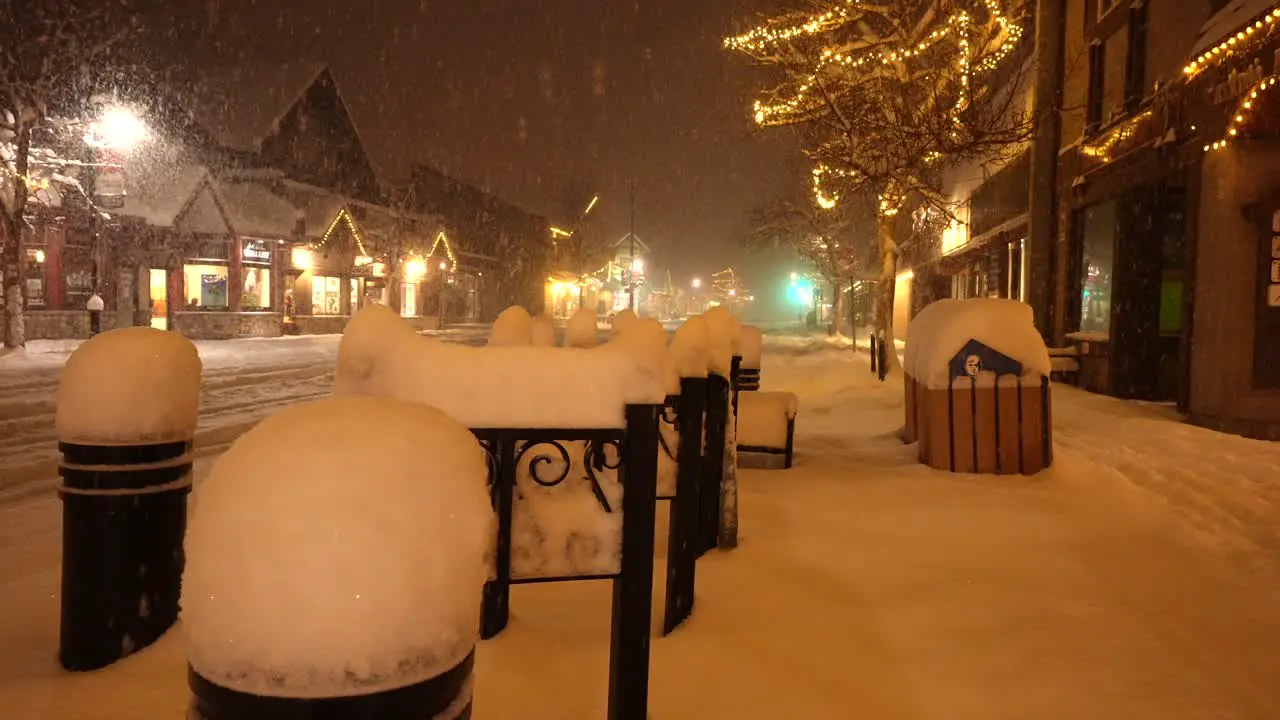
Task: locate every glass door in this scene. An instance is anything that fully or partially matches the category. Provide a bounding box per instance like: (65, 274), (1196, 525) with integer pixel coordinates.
(149, 268), (168, 330)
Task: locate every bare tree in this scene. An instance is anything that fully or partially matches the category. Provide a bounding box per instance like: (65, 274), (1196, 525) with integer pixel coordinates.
(749, 187), (876, 334)
(726, 0), (1037, 374)
(0, 0), (152, 347)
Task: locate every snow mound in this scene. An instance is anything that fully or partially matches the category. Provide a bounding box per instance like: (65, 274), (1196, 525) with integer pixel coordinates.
(905, 299), (1051, 389)
(337, 304), (667, 428)
(670, 316), (711, 378)
(55, 327), (202, 444)
(601, 317), (678, 395)
(490, 306), (533, 346)
(702, 306), (740, 376)
(531, 314), (557, 347)
(183, 394), (493, 699)
(611, 309), (637, 335)
(740, 325), (763, 370)
(738, 391), (798, 449)
(564, 308), (599, 349)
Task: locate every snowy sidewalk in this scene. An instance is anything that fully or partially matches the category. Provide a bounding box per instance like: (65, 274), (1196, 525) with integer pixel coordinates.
(2, 339), (1280, 717)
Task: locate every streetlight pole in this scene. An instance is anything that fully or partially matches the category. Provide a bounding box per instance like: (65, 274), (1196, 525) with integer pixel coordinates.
(628, 180), (636, 312)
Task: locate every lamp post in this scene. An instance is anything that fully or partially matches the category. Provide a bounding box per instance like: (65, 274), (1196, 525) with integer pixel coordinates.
(82, 105), (149, 324)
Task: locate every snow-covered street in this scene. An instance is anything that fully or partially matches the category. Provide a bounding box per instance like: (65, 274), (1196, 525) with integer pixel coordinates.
(0, 327), (489, 502)
(4, 332), (1280, 718)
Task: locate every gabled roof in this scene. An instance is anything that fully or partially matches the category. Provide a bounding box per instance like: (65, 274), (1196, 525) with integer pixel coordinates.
(213, 178), (301, 239)
(188, 62), (328, 153)
(612, 232), (651, 254)
(113, 162), (215, 228)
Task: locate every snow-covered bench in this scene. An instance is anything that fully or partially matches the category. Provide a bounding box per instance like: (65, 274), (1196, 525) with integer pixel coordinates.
(1048, 346), (1079, 384)
(737, 325), (763, 391)
(736, 390), (799, 469)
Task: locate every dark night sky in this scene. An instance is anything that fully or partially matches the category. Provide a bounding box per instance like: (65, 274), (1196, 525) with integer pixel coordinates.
(179, 0), (803, 285)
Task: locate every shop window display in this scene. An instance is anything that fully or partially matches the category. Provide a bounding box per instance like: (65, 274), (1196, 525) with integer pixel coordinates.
(184, 264), (229, 310)
(312, 275), (343, 315)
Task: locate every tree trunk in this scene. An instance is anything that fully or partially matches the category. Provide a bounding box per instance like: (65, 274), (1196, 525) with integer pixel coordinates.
(830, 278), (846, 337)
(2, 125), (31, 349)
(874, 213), (902, 377)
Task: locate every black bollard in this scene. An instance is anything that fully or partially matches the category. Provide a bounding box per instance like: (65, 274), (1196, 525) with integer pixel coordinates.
(698, 373), (729, 556)
(55, 327), (201, 672)
(58, 441), (192, 671)
(189, 652), (476, 720)
(730, 354), (742, 432)
(86, 293), (104, 337)
(869, 333), (878, 375)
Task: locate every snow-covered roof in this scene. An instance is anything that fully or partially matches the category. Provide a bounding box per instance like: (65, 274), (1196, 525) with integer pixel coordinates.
(1190, 0), (1277, 57)
(213, 179), (300, 239)
(188, 63), (328, 153)
(112, 163), (214, 229)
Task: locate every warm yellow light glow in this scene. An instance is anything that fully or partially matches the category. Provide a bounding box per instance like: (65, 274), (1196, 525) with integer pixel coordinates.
(550, 226), (572, 237)
(631, 258), (644, 273)
(439, 260), (448, 270)
(1080, 110), (1152, 162)
(585, 195), (600, 215)
(1185, 3), (1280, 78)
(322, 209), (370, 257)
(425, 231), (457, 272)
(354, 255), (373, 267)
(691, 277), (702, 288)
(34, 249), (46, 264)
(291, 247), (314, 270)
(88, 106), (149, 150)
(404, 258), (427, 282)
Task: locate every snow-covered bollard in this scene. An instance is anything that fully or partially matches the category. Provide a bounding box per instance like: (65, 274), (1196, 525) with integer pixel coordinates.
(54, 327), (202, 671)
(86, 293), (105, 336)
(184, 395), (492, 719)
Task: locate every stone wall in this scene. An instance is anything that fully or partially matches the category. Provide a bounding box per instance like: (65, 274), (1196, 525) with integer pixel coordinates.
(292, 315), (350, 336)
(25, 311), (128, 340)
(173, 312), (283, 340)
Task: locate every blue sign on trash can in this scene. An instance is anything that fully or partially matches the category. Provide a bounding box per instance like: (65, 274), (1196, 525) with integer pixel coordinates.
(948, 338), (1022, 380)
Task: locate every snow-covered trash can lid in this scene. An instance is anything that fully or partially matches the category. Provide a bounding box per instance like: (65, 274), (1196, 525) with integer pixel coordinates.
(182, 395), (493, 702)
(55, 327), (201, 445)
(905, 299), (1051, 389)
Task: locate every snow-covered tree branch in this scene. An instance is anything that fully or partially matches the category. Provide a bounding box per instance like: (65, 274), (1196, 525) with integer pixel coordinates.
(0, 0), (151, 348)
(727, 0), (1038, 375)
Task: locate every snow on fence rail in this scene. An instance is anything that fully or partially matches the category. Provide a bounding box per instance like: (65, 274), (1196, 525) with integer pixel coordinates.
(336, 304), (672, 719)
(902, 299), (1054, 475)
(54, 328), (202, 672)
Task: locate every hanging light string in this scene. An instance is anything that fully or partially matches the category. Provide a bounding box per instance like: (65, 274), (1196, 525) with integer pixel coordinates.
(1080, 110), (1154, 161)
(1204, 74), (1278, 151)
(1185, 6), (1280, 77)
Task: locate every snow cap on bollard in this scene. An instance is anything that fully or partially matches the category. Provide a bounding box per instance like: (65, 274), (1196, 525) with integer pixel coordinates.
(530, 313), (557, 347)
(489, 305), (533, 346)
(564, 307), (599, 348)
(56, 326), (201, 444)
(602, 317), (678, 394)
(183, 395), (493, 716)
(610, 308), (637, 335)
(701, 307), (736, 377)
(670, 316), (711, 378)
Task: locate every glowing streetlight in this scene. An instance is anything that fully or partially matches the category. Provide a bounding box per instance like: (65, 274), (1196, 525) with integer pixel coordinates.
(790, 271), (799, 282)
(691, 277), (702, 289)
(631, 257), (644, 273)
(728, 289), (737, 297)
(439, 260), (448, 271)
(86, 106), (149, 151)
(584, 195), (600, 216)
